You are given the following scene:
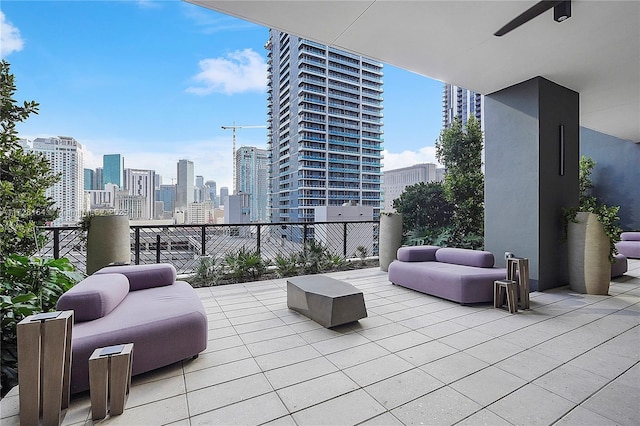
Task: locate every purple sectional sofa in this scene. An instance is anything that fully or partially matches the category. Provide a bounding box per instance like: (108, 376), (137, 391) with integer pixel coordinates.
(56, 263), (207, 394)
(387, 246), (508, 304)
(616, 232), (640, 258)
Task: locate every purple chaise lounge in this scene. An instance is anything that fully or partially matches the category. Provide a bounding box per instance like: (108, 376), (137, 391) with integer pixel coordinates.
(616, 232), (640, 259)
(388, 246), (508, 304)
(56, 263), (207, 394)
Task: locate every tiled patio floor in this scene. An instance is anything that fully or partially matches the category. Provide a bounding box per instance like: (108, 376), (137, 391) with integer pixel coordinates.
(2, 260), (639, 425)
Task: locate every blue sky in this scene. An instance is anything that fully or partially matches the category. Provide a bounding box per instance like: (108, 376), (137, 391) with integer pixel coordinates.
(1, 0), (445, 189)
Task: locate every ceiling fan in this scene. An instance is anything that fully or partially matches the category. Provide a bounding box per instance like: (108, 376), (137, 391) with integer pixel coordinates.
(494, 0), (572, 37)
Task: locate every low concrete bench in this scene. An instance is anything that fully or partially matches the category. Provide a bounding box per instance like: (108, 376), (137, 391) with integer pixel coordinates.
(287, 275), (367, 328)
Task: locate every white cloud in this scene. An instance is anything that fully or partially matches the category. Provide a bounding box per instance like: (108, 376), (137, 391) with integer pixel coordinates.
(136, 0), (161, 9)
(382, 146), (443, 171)
(0, 11), (24, 57)
(187, 49), (267, 95)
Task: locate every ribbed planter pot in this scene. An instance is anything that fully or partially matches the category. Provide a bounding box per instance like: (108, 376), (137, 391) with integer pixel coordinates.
(379, 213), (403, 272)
(567, 212), (611, 295)
(86, 215), (131, 275)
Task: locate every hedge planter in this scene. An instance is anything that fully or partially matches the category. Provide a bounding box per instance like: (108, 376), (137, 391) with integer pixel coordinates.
(379, 213), (403, 272)
(86, 215), (131, 275)
(568, 212), (611, 295)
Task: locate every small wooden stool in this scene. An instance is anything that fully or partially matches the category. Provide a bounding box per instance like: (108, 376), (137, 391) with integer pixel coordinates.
(494, 279), (518, 314)
(507, 257), (530, 309)
(89, 343), (133, 420)
(17, 311), (73, 426)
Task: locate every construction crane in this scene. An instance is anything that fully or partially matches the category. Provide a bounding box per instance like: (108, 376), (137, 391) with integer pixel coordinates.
(221, 124), (267, 194)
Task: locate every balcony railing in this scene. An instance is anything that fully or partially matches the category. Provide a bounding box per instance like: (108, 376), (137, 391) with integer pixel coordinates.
(40, 221), (380, 275)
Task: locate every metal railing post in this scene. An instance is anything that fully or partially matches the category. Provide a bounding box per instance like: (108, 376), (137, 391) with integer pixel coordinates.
(303, 224), (308, 245)
(156, 235), (161, 264)
(256, 224), (261, 256)
(201, 226), (206, 256)
(343, 222), (348, 256)
(53, 229), (60, 259)
(135, 228), (140, 265)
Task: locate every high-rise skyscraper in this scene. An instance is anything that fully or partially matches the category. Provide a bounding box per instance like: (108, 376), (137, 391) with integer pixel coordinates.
(156, 184), (177, 214)
(205, 180), (217, 207)
(95, 167), (104, 190)
(442, 84), (483, 129)
(103, 154), (124, 188)
(84, 168), (95, 190)
(195, 175), (204, 203)
(219, 186), (229, 207)
(124, 168), (156, 219)
(266, 30), (384, 223)
(30, 136), (85, 225)
(176, 159), (194, 208)
(236, 146), (269, 222)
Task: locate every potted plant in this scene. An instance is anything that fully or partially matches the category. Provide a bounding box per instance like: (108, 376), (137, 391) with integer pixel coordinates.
(379, 212), (403, 272)
(81, 210), (131, 275)
(563, 156), (621, 295)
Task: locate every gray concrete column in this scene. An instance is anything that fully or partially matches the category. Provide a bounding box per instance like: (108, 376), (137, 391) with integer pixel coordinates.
(485, 77), (579, 291)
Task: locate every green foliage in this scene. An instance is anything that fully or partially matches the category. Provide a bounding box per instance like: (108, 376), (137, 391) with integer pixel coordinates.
(435, 116), (485, 249)
(274, 253), (299, 278)
(563, 156), (621, 262)
(1, 255), (83, 395)
(298, 240), (339, 274)
(354, 245), (369, 266)
(274, 241), (347, 277)
(223, 247), (269, 283)
(1, 60), (60, 261)
(392, 181), (454, 245)
(190, 256), (222, 287)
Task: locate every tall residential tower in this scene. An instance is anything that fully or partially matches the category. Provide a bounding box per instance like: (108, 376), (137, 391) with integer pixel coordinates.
(31, 136), (85, 225)
(236, 146), (269, 222)
(266, 30), (384, 223)
(442, 84), (483, 129)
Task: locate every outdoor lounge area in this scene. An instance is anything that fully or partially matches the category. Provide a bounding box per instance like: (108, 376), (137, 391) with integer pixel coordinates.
(2, 260), (638, 425)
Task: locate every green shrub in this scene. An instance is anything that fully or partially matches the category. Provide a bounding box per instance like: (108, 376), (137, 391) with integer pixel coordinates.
(274, 253), (299, 278)
(190, 256), (222, 287)
(1, 255), (83, 396)
(223, 247), (269, 283)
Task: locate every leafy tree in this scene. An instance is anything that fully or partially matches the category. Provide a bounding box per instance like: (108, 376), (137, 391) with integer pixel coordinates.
(1, 59), (59, 261)
(392, 181), (453, 244)
(436, 116), (484, 249)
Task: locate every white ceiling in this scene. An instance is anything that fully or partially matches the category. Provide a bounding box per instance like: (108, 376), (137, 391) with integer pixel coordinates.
(187, 0), (640, 143)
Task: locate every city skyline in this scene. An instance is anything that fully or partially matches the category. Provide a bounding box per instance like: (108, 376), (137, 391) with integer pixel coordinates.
(1, 1), (446, 191)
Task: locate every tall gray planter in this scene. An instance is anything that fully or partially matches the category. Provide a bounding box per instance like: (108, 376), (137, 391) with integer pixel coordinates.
(379, 213), (403, 272)
(86, 215), (131, 275)
(568, 212), (611, 295)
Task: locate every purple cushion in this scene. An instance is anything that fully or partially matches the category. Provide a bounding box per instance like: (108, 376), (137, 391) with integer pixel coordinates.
(94, 263), (176, 291)
(621, 232), (640, 241)
(616, 241), (640, 258)
(397, 245), (439, 262)
(56, 274), (129, 322)
(435, 248), (495, 268)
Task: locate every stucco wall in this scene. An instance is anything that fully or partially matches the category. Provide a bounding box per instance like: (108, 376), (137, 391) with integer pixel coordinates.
(580, 128), (640, 231)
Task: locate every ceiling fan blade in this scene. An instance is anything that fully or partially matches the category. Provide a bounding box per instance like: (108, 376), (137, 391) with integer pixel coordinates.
(494, 0), (564, 37)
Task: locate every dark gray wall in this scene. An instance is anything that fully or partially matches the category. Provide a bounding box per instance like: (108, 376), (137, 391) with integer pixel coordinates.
(580, 128), (640, 231)
(485, 77), (579, 291)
